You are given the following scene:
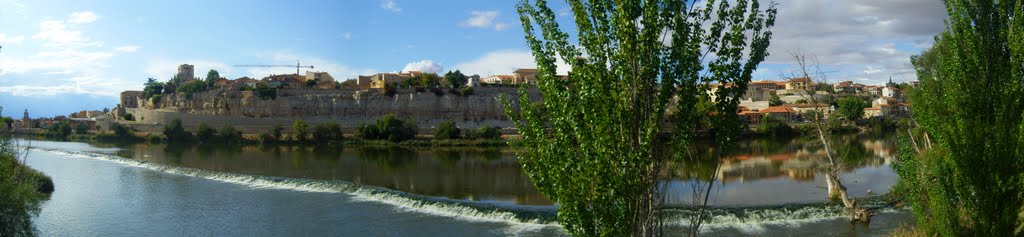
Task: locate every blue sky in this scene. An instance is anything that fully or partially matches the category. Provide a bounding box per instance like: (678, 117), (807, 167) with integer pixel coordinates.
(1, 0), (946, 118)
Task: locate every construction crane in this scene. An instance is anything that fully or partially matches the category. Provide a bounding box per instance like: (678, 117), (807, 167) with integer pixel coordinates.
(234, 60), (314, 75)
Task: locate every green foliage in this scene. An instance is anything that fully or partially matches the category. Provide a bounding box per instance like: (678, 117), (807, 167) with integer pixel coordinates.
(443, 70), (466, 88)
(246, 84), (277, 100)
(1, 135), (50, 236)
(757, 115), (796, 137)
(293, 118), (308, 143)
(272, 124), (284, 141)
(162, 118), (192, 143)
(769, 94), (784, 106)
(205, 69), (220, 84)
(2, 116), (13, 127)
(897, 1), (1024, 235)
(357, 113), (418, 142)
(46, 121), (72, 138)
(219, 125), (242, 144)
(143, 78), (165, 99)
(73, 123), (88, 135)
(312, 122), (342, 144)
(305, 79), (317, 88)
(836, 96), (867, 122)
(434, 120), (461, 139)
(97, 123), (141, 143)
(176, 80), (208, 95)
(506, 0), (776, 236)
(195, 123), (216, 143)
(466, 126), (502, 140)
(122, 113), (135, 121)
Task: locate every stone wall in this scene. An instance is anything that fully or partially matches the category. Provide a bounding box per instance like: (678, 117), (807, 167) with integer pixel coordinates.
(121, 87), (539, 134)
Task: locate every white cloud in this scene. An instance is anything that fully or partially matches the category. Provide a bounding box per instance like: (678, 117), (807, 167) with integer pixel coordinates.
(114, 45), (140, 53)
(67, 11), (99, 24)
(402, 60), (443, 74)
(381, 0), (401, 13)
(460, 11), (508, 31)
(453, 50), (570, 76)
(0, 34), (26, 44)
(759, 0), (947, 84)
(0, 10), (141, 97)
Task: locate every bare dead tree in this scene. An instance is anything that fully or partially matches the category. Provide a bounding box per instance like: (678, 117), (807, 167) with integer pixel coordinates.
(783, 51), (872, 223)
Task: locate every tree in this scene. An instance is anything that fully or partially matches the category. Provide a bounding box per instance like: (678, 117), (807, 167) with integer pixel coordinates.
(443, 70), (467, 88)
(272, 124), (284, 141)
(836, 96), (867, 122)
(220, 125), (242, 143)
(312, 122), (342, 144)
(305, 79), (317, 88)
(769, 94), (784, 106)
(73, 123), (88, 135)
(205, 69), (220, 84)
(46, 122), (72, 138)
(506, 1), (776, 236)
(434, 120), (461, 139)
(143, 78), (165, 99)
(895, 1), (1024, 235)
(356, 113), (418, 142)
(195, 123), (216, 143)
(1, 136), (51, 236)
(162, 118), (192, 142)
(292, 118), (308, 143)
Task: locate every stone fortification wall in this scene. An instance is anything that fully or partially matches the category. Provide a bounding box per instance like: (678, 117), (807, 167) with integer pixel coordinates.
(121, 87), (539, 134)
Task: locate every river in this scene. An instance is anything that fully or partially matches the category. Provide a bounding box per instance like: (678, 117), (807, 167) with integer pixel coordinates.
(22, 133), (912, 236)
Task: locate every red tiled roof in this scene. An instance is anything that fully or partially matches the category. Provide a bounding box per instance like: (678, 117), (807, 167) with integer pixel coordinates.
(760, 106), (796, 113)
(788, 77), (811, 83)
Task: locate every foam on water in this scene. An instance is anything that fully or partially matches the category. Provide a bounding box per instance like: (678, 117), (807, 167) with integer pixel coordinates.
(31, 148), (560, 229)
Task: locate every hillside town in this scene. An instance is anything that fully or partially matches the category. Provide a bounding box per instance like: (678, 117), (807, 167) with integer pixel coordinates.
(2, 63), (913, 134)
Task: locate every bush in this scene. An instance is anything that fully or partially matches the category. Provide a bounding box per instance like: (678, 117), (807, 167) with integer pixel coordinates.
(414, 87), (426, 93)
(195, 123), (216, 143)
(271, 124), (284, 141)
(293, 118), (308, 143)
(756, 116), (796, 137)
(73, 123), (88, 135)
(220, 125), (242, 143)
(46, 121), (72, 139)
(122, 113), (135, 121)
(162, 118), (192, 143)
(147, 134), (162, 143)
(431, 87), (444, 96)
(176, 80), (208, 95)
(468, 126), (502, 140)
(258, 133), (276, 144)
(459, 87), (474, 96)
(434, 120), (461, 139)
(1, 135), (51, 236)
(357, 113), (418, 142)
(312, 122), (342, 144)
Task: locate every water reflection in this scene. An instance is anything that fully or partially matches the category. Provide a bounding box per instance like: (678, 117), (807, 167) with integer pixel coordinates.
(665, 135), (897, 206)
(25, 133), (897, 207)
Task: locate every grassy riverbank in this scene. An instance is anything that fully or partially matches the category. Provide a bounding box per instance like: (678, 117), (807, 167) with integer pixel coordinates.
(1, 135), (55, 236)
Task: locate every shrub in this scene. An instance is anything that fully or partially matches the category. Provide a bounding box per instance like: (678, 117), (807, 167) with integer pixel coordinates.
(162, 118), (192, 142)
(383, 84), (397, 97)
(176, 80), (208, 95)
(756, 116), (796, 137)
(195, 123), (216, 143)
(46, 122), (72, 138)
(258, 133), (276, 144)
(357, 113), (418, 142)
(431, 88), (444, 96)
(293, 118), (308, 143)
(459, 87), (474, 96)
(312, 122), (342, 144)
(1, 135), (51, 236)
(220, 125), (242, 143)
(469, 126), (502, 140)
(414, 87), (426, 93)
(147, 134), (162, 143)
(73, 123), (89, 135)
(434, 120), (461, 139)
(122, 113), (135, 121)
(271, 124), (283, 141)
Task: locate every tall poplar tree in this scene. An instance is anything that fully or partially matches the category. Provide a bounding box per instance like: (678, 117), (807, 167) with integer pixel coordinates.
(897, 0), (1024, 235)
(506, 0), (775, 236)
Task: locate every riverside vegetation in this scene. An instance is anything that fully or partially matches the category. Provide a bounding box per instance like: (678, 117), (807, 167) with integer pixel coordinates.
(505, 0), (775, 236)
(0, 135), (55, 236)
(892, 0), (1024, 235)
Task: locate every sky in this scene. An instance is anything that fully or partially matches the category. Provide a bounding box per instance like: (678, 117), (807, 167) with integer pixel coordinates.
(0, 0), (948, 118)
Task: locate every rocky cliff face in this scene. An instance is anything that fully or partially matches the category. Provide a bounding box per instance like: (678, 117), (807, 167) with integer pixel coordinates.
(123, 87), (538, 133)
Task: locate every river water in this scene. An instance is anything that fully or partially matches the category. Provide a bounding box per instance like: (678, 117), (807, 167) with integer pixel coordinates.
(22, 134), (912, 236)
